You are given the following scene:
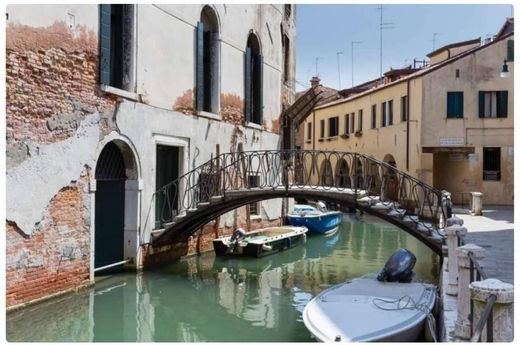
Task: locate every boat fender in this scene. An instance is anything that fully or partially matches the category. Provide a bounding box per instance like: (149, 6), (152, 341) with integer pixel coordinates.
(262, 244), (273, 251)
(377, 248), (416, 283)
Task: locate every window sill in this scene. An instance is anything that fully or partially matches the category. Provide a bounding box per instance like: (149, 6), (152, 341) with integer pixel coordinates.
(340, 133), (349, 139)
(446, 117), (464, 120)
(100, 84), (139, 101)
(318, 138), (324, 142)
(326, 136), (338, 141)
(355, 131), (363, 137)
(245, 122), (263, 130)
(197, 110), (221, 121)
(305, 139), (312, 144)
(250, 215), (262, 221)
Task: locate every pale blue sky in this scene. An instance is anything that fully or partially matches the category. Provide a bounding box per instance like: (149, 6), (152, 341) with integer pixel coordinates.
(295, 4), (513, 91)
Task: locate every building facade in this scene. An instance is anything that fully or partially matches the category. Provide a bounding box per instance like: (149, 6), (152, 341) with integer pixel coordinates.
(302, 20), (513, 206)
(6, 4), (296, 308)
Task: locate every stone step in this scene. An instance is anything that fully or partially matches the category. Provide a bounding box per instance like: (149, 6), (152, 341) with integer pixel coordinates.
(210, 196), (223, 203)
(357, 196), (379, 206)
(371, 202), (394, 210)
(197, 202), (210, 208)
(387, 208), (407, 217)
(151, 228), (165, 238)
(402, 215), (419, 223)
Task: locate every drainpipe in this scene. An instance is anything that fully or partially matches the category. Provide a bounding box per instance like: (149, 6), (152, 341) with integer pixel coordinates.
(406, 79), (410, 171)
(312, 110), (316, 174)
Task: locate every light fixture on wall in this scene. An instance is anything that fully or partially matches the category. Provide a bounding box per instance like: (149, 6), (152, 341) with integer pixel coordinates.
(500, 59), (510, 78)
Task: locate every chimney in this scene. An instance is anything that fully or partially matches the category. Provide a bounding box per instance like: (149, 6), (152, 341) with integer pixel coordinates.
(310, 76), (321, 88)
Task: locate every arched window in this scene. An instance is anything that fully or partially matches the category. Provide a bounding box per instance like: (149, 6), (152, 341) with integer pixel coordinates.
(196, 6), (219, 113)
(245, 33), (263, 125)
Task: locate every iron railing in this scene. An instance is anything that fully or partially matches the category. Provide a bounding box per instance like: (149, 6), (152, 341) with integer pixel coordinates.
(153, 150), (449, 236)
(456, 234), (496, 342)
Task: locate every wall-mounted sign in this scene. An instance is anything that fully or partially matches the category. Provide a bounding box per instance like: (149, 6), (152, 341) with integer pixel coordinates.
(440, 137), (465, 146)
(508, 147), (514, 156)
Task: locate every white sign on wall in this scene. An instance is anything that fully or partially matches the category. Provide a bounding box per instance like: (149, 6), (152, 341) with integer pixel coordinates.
(439, 137), (465, 146)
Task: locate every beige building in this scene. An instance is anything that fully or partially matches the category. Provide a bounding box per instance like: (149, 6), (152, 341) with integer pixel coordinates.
(302, 19), (514, 206)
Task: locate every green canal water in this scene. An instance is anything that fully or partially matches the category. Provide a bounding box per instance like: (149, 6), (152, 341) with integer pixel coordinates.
(6, 214), (439, 342)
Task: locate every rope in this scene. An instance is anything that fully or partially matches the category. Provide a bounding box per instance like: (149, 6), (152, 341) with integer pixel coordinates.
(372, 285), (438, 342)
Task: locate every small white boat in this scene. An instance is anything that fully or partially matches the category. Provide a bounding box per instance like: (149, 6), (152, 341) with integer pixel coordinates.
(303, 277), (436, 342)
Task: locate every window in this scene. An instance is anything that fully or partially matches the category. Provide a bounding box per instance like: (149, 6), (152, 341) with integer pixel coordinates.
(479, 91), (508, 118)
(381, 101), (393, 126)
(320, 119), (325, 138)
(507, 40), (514, 61)
(155, 145), (179, 228)
(371, 104), (377, 129)
(483, 147), (501, 181)
(282, 33), (290, 83)
(447, 92), (464, 118)
(344, 114), (349, 135)
(99, 4), (135, 90)
(245, 33), (263, 125)
(196, 6), (220, 113)
(381, 102), (386, 127)
(357, 109), (363, 132)
(350, 113), (355, 133)
(388, 100), (393, 126)
(401, 95), (408, 121)
(328, 117), (339, 137)
(306, 122), (312, 140)
(248, 175), (261, 215)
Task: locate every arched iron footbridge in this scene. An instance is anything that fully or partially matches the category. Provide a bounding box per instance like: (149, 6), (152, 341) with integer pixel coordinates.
(152, 150), (451, 256)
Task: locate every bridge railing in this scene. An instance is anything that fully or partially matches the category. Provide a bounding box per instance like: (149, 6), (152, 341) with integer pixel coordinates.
(154, 150), (448, 236)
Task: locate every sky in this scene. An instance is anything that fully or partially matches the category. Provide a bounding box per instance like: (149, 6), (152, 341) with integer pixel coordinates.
(295, 4), (513, 91)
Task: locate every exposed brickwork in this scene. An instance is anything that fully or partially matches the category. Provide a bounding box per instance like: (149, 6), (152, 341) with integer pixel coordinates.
(6, 22), (116, 166)
(220, 93), (244, 125)
(6, 170), (91, 308)
(172, 89), (195, 115)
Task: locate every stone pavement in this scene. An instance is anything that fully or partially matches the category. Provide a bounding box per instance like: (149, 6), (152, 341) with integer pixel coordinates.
(453, 205), (514, 284)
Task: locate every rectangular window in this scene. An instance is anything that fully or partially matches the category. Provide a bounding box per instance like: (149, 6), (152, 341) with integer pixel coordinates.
(328, 117), (339, 137)
(307, 122), (312, 140)
(344, 114), (349, 135)
(350, 113), (355, 133)
(357, 109), (363, 132)
(248, 175), (260, 214)
(447, 92), (464, 118)
(320, 119), (325, 138)
(155, 145), (180, 228)
(483, 147), (501, 181)
(371, 104), (377, 129)
(401, 95), (408, 121)
(381, 102), (386, 127)
(388, 100), (393, 126)
(282, 34), (290, 83)
(479, 91), (508, 118)
(99, 4), (135, 90)
(507, 40), (514, 61)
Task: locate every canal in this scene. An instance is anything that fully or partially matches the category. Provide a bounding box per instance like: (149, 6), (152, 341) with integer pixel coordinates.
(6, 214), (439, 342)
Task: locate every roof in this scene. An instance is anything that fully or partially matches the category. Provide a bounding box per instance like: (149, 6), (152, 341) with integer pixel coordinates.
(296, 85), (342, 107)
(285, 85), (330, 125)
(315, 31), (514, 111)
(383, 66), (421, 77)
(497, 17), (514, 38)
(426, 37), (481, 58)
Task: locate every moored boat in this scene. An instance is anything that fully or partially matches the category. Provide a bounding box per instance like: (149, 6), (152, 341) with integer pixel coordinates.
(302, 249), (437, 342)
(287, 202), (342, 234)
(213, 226), (307, 258)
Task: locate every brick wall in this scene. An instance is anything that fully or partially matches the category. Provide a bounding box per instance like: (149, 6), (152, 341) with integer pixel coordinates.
(6, 170), (92, 308)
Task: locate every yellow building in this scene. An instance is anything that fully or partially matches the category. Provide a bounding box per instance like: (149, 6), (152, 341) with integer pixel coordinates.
(302, 19), (514, 205)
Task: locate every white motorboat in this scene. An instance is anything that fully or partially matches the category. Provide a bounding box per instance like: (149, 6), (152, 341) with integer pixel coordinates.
(302, 277), (437, 342)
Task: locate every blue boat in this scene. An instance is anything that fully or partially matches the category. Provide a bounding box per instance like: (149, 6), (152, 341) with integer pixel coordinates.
(286, 202), (342, 234)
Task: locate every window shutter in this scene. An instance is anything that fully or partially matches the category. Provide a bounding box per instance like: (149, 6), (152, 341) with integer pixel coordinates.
(381, 103), (385, 127)
(478, 91), (485, 118)
(389, 100), (393, 125)
(244, 48), (252, 123)
(99, 5), (111, 85)
(507, 40), (514, 61)
(458, 93), (464, 118)
(196, 22), (204, 112)
(498, 91), (508, 118)
(254, 54), (264, 124)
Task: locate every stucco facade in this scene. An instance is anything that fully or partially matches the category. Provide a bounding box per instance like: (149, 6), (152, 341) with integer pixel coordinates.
(6, 4), (296, 308)
(303, 26), (513, 206)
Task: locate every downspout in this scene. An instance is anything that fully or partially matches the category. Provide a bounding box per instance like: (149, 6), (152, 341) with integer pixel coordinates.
(406, 79), (410, 171)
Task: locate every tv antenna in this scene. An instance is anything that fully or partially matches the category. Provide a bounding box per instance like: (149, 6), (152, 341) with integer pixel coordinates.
(376, 5), (394, 83)
(336, 51), (344, 89)
(432, 32), (440, 51)
(314, 57), (324, 77)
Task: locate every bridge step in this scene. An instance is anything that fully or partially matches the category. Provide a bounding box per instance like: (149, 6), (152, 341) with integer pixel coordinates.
(402, 215), (419, 223)
(210, 196), (223, 203)
(387, 208), (407, 217)
(197, 202), (210, 208)
(371, 202), (395, 210)
(357, 196), (379, 206)
(416, 222), (434, 234)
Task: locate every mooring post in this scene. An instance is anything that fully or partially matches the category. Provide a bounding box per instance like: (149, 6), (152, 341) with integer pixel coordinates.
(470, 278), (514, 342)
(446, 225), (467, 295)
(470, 192), (483, 216)
(455, 244), (486, 340)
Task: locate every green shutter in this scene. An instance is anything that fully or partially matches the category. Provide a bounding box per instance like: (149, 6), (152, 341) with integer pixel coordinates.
(244, 48), (252, 123)
(196, 22), (204, 112)
(498, 91), (508, 118)
(99, 5), (111, 85)
(447, 92), (463, 118)
(478, 91), (485, 118)
(254, 54), (264, 124)
(458, 93), (464, 118)
(507, 40), (514, 61)
(447, 93), (454, 117)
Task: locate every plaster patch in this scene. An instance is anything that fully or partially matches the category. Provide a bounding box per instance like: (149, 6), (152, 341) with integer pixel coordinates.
(7, 113), (101, 235)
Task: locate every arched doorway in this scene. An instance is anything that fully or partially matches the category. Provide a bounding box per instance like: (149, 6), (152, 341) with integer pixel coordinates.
(335, 159), (350, 188)
(382, 154), (398, 201)
(94, 140), (139, 272)
(319, 159), (334, 186)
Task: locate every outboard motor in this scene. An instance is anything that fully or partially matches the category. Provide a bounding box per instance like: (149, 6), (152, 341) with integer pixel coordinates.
(230, 228), (246, 244)
(377, 248), (416, 283)
(316, 201), (327, 213)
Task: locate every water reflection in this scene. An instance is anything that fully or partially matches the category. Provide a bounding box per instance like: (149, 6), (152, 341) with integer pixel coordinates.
(6, 215), (438, 342)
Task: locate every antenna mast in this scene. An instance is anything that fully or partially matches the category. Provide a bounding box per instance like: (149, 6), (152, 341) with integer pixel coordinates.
(377, 5), (394, 83)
